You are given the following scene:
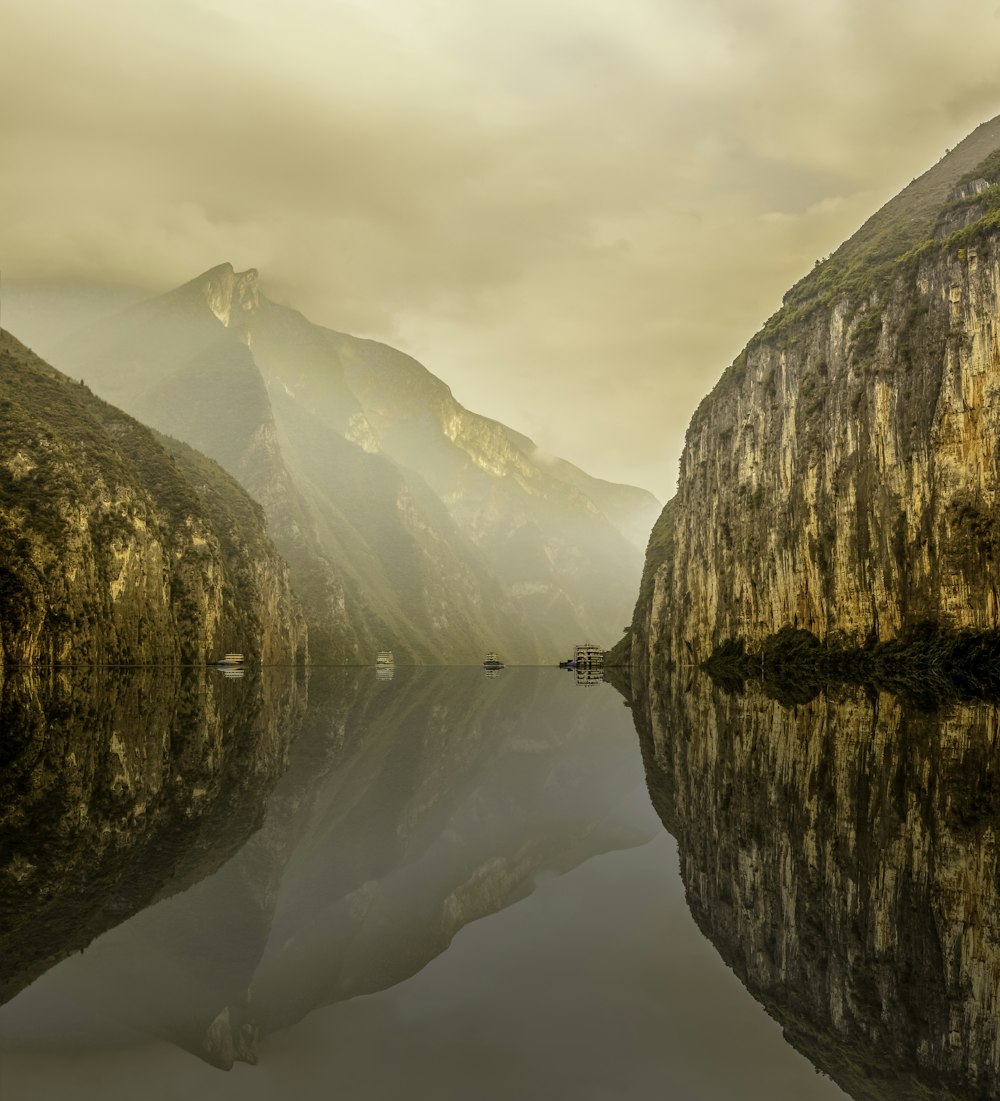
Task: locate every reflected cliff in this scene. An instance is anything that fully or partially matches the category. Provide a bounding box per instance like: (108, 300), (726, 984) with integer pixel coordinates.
(0, 667), (652, 1069)
(0, 666), (305, 1007)
(629, 670), (1000, 1100)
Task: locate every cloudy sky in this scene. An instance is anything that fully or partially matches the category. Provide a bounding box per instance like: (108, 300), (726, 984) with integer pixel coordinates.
(4, 0), (1000, 498)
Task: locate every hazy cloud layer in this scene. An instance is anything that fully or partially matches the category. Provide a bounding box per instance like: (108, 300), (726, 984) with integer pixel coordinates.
(3, 0), (1000, 496)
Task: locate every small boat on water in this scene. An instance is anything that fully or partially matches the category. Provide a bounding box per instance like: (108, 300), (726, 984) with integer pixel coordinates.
(376, 650), (394, 666)
(213, 652), (244, 666)
(483, 651), (504, 670)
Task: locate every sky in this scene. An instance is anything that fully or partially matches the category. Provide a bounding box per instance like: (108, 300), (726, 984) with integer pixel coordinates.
(4, 0), (1000, 499)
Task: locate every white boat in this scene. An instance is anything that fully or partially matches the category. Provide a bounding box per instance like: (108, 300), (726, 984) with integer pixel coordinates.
(214, 652), (244, 666)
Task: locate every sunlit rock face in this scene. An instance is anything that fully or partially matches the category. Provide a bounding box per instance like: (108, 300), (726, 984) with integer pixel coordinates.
(36, 265), (659, 663)
(0, 332), (306, 668)
(630, 115), (1000, 675)
(631, 673), (1000, 1100)
(0, 666), (304, 1013)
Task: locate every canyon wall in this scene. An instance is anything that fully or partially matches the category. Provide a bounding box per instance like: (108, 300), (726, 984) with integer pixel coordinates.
(632, 115), (1000, 674)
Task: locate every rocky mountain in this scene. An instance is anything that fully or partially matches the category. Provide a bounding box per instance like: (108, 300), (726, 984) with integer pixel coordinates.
(628, 671), (1000, 1100)
(29, 266), (659, 663)
(0, 331), (306, 668)
(627, 113), (1000, 675)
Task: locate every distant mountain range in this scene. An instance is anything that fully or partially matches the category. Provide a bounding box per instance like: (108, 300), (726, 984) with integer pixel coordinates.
(16, 265), (659, 663)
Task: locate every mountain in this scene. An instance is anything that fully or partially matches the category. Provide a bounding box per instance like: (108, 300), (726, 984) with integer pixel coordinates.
(0, 330), (306, 668)
(32, 266), (660, 663)
(626, 113), (1000, 675)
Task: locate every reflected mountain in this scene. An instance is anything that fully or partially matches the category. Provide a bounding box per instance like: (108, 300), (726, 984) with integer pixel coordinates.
(0, 666), (305, 1007)
(629, 671), (1000, 1100)
(0, 668), (653, 1069)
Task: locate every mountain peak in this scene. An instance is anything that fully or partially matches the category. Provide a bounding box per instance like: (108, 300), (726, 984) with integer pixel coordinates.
(192, 263), (260, 327)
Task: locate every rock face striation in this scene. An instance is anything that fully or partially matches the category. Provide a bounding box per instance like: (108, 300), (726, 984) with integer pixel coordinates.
(630, 672), (1000, 1101)
(0, 332), (305, 668)
(36, 266), (659, 663)
(629, 114), (1000, 675)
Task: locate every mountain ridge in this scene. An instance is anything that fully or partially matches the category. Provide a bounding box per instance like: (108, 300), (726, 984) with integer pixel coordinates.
(38, 266), (658, 663)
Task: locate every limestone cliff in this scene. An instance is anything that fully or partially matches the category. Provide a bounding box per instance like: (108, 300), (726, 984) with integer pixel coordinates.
(0, 331), (306, 667)
(630, 672), (1000, 1100)
(633, 114), (1000, 673)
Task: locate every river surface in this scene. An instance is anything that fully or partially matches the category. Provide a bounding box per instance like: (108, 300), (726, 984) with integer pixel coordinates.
(3, 665), (992, 1099)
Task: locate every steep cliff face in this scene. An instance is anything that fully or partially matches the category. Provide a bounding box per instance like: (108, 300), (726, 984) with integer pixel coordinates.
(631, 673), (1000, 1100)
(634, 115), (1000, 672)
(0, 332), (305, 667)
(40, 265), (659, 662)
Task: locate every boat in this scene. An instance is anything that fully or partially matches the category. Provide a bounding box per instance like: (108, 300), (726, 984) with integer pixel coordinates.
(559, 645), (604, 668)
(376, 650), (394, 666)
(483, 651), (504, 670)
(574, 643), (604, 666)
(213, 652), (244, 666)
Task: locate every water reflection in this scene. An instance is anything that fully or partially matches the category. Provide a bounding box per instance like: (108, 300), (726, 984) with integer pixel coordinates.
(629, 670), (1000, 1100)
(0, 667), (653, 1071)
(0, 665), (304, 1009)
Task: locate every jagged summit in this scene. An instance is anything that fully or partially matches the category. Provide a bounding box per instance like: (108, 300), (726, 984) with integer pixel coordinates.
(170, 262), (261, 327)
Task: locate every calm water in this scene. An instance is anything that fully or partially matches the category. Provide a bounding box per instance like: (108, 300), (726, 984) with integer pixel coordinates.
(2, 664), (991, 1099)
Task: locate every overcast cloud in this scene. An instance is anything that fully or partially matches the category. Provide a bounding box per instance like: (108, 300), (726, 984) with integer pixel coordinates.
(3, 0), (1000, 497)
